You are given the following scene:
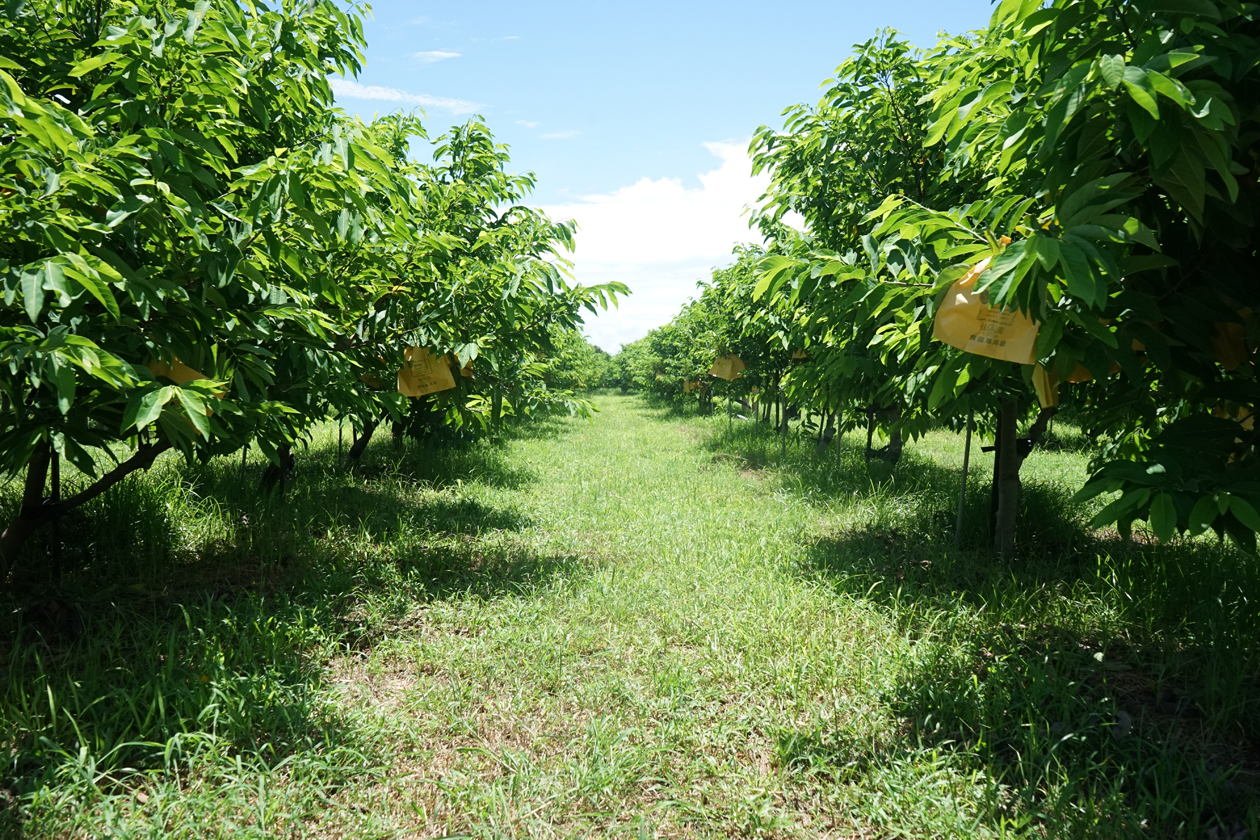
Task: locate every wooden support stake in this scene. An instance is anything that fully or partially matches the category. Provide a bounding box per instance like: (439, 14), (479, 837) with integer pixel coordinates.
(49, 451), (60, 570)
(835, 411), (842, 465)
(954, 410), (973, 547)
(728, 382), (733, 434)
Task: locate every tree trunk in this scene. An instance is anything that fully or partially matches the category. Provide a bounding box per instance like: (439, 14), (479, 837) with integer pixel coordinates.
(885, 425), (904, 464)
(780, 399), (789, 458)
(1027, 406), (1057, 448)
(865, 407), (876, 461)
(491, 391), (503, 426)
(864, 405), (904, 464)
(0, 442), (51, 584)
(816, 410), (836, 456)
(346, 419), (377, 464)
(987, 404), (1057, 556)
(260, 444), (295, 491)
(993, 398), (1020, 560)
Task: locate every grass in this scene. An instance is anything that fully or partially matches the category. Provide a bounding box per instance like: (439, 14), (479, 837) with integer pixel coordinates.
(0, 393), (1257, 838)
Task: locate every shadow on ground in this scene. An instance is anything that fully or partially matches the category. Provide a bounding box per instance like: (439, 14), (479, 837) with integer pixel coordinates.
(675, 409), (1260, 838)
(0, 413), (584, 835)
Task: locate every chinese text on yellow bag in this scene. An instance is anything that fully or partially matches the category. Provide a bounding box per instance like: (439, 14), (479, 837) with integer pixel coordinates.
(398, 347), (456, 397)
(933, 258), (1038, 365)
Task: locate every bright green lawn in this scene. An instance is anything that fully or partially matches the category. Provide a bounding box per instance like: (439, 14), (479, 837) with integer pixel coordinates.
(1, 393), (1256, 838)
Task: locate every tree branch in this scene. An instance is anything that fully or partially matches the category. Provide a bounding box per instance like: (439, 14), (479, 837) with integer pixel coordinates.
(49, 440), (172, 517)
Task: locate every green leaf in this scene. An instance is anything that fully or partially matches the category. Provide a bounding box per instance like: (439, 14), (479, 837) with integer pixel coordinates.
(1031, 234), (1060, 270)
(1150, 492), (1177, 542)
(184, 0), (210, 43)
(63, 259), (122, 320)
(21, 265), (43, 322)
(1056, 240), (1100, 308)
(1217, 492), (1232, 514)
(53, 359), (75, 414)
(925, 93), (964, 147)
(1090, 488), (1149, 528)
(1147, 71), (1189, 109)
(68, 52), (123, 78)
(976, 240), (1034, 304)
(105, 195), (153, 228)
(1099, 55), (1125, 89)
(1123, 67), (1160, 119)
(176, 388), (210, 437)
(57, 435), (98, 477)
(864, 194), (905, 223)
(127, 387), (173, 431)
(753, 257), (798, 301)
(1139, 0), (1221, 22)
(1229, 496), (1260, 533)
(1188, 494), (1218, 536)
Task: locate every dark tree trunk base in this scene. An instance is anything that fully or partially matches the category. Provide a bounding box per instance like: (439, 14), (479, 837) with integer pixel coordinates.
(1, 439), (170, 589)
(346, 420), (378, 465)
(260, 444), (296, 491)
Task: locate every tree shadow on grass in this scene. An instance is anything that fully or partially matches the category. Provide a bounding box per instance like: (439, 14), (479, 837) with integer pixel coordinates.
(632, 393), (713, 422)
(679, 407), (1260, 836)
(792, 487), (1260, 838)
(698, 416), (981, 517)
(0, 427), (582, 836)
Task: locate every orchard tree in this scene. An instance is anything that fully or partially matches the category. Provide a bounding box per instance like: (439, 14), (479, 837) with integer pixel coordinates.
(750, 31), (1057, 551)
(894, 0), (1260, 551)
(0, 0), (376, 577)
(0, 0), (626, 585)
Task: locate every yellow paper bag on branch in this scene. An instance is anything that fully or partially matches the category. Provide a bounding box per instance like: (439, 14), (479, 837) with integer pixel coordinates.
(1032, 364), (1059, 409)
(709, 354), (747, 381)
(147, 358), (206, 385)
(146, 355), (217, 429)
(1212, 315), (1252, 371)
(933, 258), (1038, 365)
(397, 347), (456, 397)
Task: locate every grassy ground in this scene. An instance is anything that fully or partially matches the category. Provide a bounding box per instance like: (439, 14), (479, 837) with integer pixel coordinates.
(1, 393), (1257, 838)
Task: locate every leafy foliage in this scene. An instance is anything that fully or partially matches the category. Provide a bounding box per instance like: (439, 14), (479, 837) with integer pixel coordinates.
(635, 0), (1260, 553)
(0, 0), (625, 579)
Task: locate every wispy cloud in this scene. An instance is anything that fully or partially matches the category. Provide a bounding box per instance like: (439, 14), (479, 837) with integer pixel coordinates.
(516, 119), (540, 128)
(541, 130), (580, 140)
(328, 78), (482, 115)
(473, 34), (520, 42)
(541, 142), (771, 352)
(414, 50), (460, 63)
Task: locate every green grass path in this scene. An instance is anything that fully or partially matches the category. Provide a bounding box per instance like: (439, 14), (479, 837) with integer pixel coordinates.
(12, 393), (1257, 839)
(322, 394), (967, 837)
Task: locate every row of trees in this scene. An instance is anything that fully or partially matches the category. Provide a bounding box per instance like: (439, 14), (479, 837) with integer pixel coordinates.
(620, 0), (1260, 558)
(0, 0), (624, 583)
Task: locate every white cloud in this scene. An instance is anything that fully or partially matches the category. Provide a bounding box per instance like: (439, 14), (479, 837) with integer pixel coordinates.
(541, 130), (580, 140)
(541, 141), (770, 353)
(516, 119), (540, 128)
(328, 78), (482, 115)
(414, 50), (460, 63)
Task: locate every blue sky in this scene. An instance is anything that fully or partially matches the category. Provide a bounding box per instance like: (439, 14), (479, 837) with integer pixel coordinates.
(334, 1), (995, 351)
